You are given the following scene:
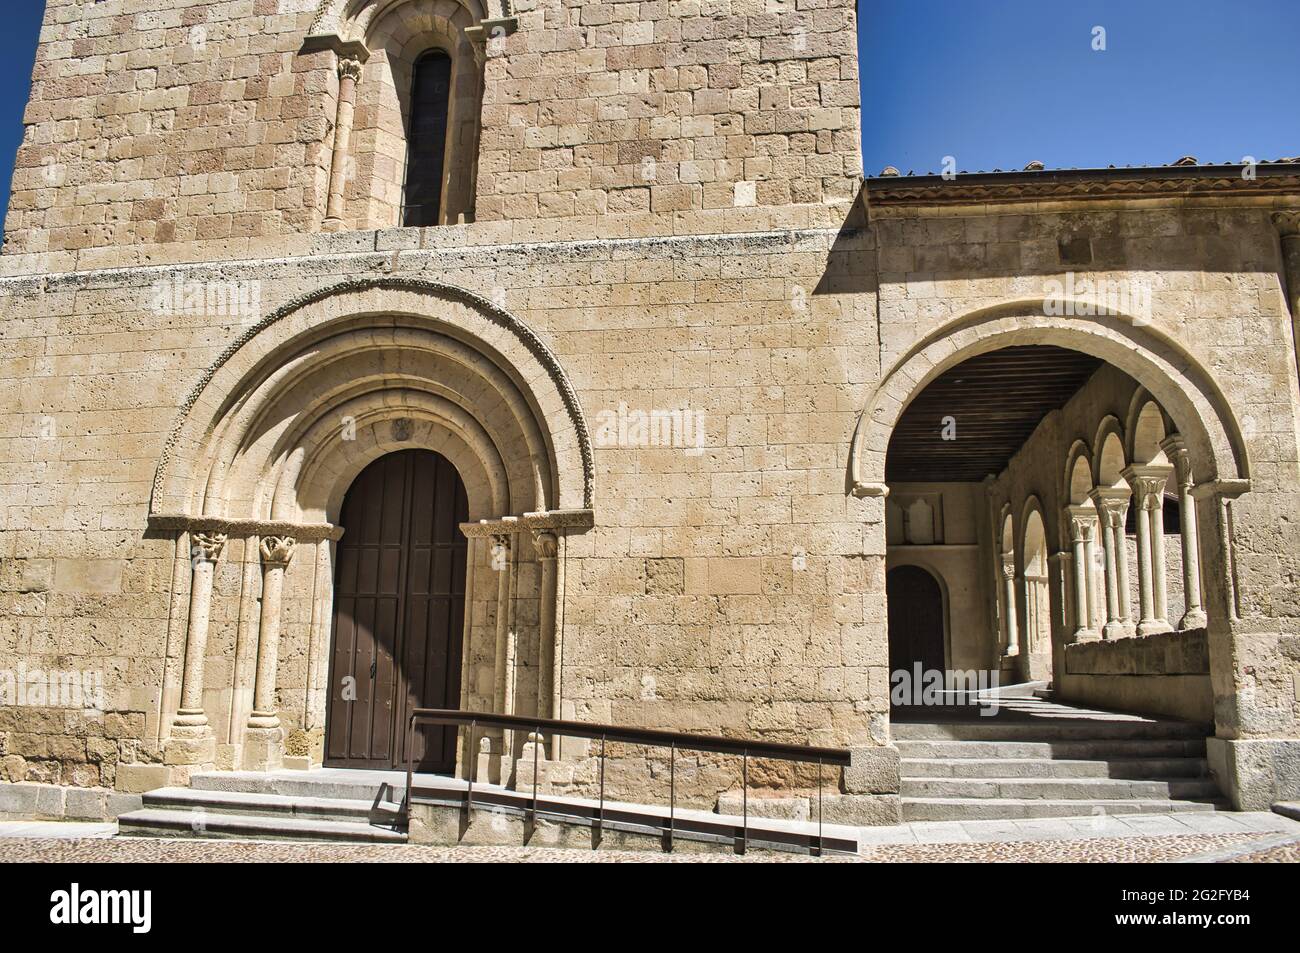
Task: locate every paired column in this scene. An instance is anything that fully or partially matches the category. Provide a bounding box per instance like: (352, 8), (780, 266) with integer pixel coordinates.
(1124, 465), (1174, 636)
(165, 531), (227, 770)
(322, 55), (363, 230)
(1066, 505), (1099, 641)
(1161, 436), (1207, 630)
(1091, 488), (1134, 639)
(243, 535), (296, 770)
(999, 552), (1020, 657)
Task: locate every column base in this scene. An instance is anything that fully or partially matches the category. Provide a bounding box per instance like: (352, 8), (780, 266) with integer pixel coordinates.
(1178, 608), (1208, 630)
(241, 725), (285, 772)
(1137, 619), (1173, 637)
(1102, 621), (1135, 640)
(163, 723), (215, 773)
(321, 217), (347, 233)
(1072, 628), (1100, 643)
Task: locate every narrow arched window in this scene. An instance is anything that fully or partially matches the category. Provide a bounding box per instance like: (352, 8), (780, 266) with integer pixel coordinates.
(402, 50), (452, 227)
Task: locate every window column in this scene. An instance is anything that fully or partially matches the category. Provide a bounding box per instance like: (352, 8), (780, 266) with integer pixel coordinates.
(1161, 435), (1207, 630)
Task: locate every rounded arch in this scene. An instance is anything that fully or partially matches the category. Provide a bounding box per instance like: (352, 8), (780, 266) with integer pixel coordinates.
(851, 301), (1250, 492)
(1064, 441), (1094, 506)
(1126, 390), (1172, 465)
(1093, 416), (1128, 488)
(151, 277), (594, 523)
(1020, 496), (1050, 575)
(998, 504), (1015, 555)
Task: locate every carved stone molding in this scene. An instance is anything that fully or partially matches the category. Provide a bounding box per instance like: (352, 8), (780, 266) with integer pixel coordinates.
(152, 277), (596, 515)
(259, 535), (297, 568)
(1273, 210), (1300, 238)
(460, 508), (596, 539)
(150, 514), (342, 542)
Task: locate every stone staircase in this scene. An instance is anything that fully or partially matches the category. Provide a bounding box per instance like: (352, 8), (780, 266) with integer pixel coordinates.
(117, 771), (408, 844)
(895, 699), (1227, 822)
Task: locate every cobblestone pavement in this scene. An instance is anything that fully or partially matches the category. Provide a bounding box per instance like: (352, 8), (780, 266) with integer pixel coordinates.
(0, 831), (1287, 863)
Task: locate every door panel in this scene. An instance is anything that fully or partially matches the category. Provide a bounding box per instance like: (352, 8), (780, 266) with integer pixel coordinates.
(887, 565), (947, 681)
(325, 450), (468, 771)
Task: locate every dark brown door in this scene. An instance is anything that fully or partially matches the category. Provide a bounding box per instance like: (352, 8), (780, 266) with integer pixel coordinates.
(325, 449), (468, 772)
(887, 565), (946, 678)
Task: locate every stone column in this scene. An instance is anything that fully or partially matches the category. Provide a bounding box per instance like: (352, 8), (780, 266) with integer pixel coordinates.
(1160, 435), (1207, 630)
(532, 529), (561, 758)
(1066, 505), (1099, 642)
(1124, 465), (1174, 636)
(1091, 488), (1134, 639)
(1000, 552), (1020, 657)
(323, 56), (363, 231)
(166, 530), (226, 772)
(244, 535), (295, 770)
(1273, 211), (1300, 384)
(483, 531), (516, 782)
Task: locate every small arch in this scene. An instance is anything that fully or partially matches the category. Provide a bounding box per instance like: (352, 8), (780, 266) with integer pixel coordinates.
(1127, 392), (1171, 465)
(1093, 416), (1128, 488)
(1064, 441), (1094, 506)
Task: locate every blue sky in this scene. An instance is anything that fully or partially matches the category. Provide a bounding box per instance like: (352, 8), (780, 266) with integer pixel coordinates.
(0, 1), (1297, 224)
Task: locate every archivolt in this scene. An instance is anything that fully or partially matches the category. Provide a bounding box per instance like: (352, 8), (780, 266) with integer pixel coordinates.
(151, 277), (594, 520)
(851, 300), (1250, 492)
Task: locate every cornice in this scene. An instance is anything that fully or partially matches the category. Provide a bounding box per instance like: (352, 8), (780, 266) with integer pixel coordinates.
(148, 514), (343, 542)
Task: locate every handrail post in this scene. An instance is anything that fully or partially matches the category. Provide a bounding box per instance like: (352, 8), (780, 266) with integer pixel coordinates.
(663, 741), (675, 853)
(737, 749), (748, 856)
(404, 713), (415, 829)
(465, 719), (476, 825)
(593, 734), (606, 849)
(813, 758), (823, 858)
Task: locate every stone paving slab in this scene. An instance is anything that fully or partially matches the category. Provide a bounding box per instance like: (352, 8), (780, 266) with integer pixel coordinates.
(0, 832), (1281, 863)
(0, 822), (116, 839)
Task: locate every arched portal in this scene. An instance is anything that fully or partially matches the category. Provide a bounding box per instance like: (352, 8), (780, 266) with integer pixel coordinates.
(325, 449), (468, 771)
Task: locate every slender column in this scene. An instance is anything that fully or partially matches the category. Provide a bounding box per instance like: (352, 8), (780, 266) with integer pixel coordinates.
(532, 530), (561, 758)
(1000, 552), (1020, 657)
(323, 56), (363, 230)
(1162, 436), (1207, 629)
(249, 536), (295, 728)
(243, 535), (295, 770)
(174, 531), (227, 728)
(165, 530), (226, 772)
(1124, 465), (1174, 636)
(1066, 506), (1099, 641)
(1091, 488), (1133, 639)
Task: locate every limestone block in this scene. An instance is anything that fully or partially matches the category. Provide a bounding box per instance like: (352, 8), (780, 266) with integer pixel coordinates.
(0, 783), (40, 816)
(841, 745), (901, 795)
(716, 791), (810, 821)
(114, 763), (169, 794)
(64, 786), (109, 820)
(818, 793), (902, 826)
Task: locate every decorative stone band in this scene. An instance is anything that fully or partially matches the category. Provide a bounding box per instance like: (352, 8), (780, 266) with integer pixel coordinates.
(148, 513), (344, 543)
(459, 509), (595, 540)
(866, 164), (1300, 210)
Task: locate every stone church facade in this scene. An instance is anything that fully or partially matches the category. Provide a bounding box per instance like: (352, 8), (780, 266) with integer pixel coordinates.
(1, 0), (1298, 821)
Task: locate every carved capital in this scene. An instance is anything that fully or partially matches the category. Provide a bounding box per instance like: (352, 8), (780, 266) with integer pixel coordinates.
(999, 553), (1016, 580)
(1160, 434), (1194, 488)
(259, 534), (296, 568)
(338, 56), (363, 84)
(190, 531), (227, 563)
(1272, 210), (1300, 238)
(532, 529), (558, 560)
(1066, 506), (1097, 544)
(1089, 488), (1130, 530)
(1123, 465), (1173, 511)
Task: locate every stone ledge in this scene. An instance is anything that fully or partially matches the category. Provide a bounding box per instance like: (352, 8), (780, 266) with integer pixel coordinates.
(1065, 627), (1209, 676)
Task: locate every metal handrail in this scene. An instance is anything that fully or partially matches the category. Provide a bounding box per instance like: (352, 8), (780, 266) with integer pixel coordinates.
(405, 708), (851, 856)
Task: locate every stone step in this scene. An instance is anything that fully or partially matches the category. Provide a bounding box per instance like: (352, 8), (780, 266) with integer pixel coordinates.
(894, 738), (1206, 760)
(901, 777), (1223, 801)
(188, 771), (402, 803)
(117, 808), (409, 843)
(901, 757), (1210, 780)
(892, 720), (1206, 742)
(140, 787), (404, 825)
(902, 797), (1227, 822)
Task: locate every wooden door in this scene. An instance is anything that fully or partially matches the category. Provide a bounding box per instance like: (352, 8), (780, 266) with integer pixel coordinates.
(887, 565), (946, 678)
(325, 450), (468, 771)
